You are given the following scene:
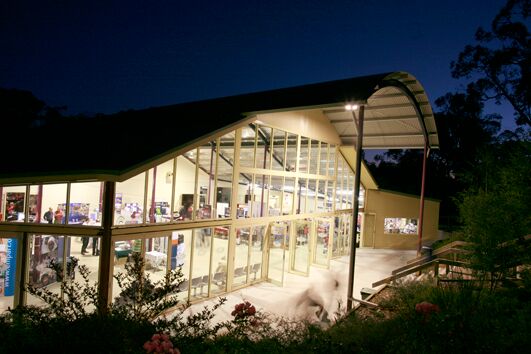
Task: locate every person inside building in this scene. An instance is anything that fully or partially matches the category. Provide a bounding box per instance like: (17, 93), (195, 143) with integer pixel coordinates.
(54, 207), (64, 224)
(43, 207), (54, 224)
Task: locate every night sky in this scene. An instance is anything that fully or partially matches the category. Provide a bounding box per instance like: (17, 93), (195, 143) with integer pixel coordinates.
(1, 0), (513, 129)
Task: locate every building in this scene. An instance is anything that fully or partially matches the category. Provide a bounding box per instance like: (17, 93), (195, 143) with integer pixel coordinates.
(0, 71), (439, 313)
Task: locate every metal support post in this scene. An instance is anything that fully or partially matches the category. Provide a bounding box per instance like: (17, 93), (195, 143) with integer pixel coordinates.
(347, 104), (364, 311)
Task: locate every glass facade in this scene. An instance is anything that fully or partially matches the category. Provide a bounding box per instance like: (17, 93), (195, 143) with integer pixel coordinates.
(0, 121), (364, 311)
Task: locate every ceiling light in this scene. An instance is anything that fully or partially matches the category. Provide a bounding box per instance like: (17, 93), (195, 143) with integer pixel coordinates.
(345, 104), (359, 111)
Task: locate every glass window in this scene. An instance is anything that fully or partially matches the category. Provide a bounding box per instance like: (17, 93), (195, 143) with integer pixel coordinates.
(69, 182), (103, 226)
(307, 179), (317, 213)
(335, 158), (343, 211)
(326, 180), (334, 212)
(309, 140), (319, 175)
(253, 174), (268, 218)
(240, 126), (256, 168)
(342, 161), (349, 210)
(272, 129), (286, 171)
(197, 142), (217, 220)
(2, 186), (26, 223)
(171, 230), (192, 302)
(144, 236), (168, 280)
(319, 143), (329, 176)
(236, 174), (251, 219)
(269, 176), (283, 217)
(298, 137), (309, 173)
(255, 126), (272, 170)
(190, 228), (211, 300)
(329, 145), (336, 177)
(384, 218), (418, 234)
(211, 227), (229, 295)
(216, 132), (234, 219)
(297, 178), (308, 214)
(174, 153), (196, 222)
(27, 235), (64, 306)
(283, 177), (295, 215)
(146, 159), (174, 224)
(115, 172), (145, 225)
(233, 227), (250, 288)
(317, 180), (326, 212)
(249, 225), (265, 281)
(113, 238), (142, 304)
(285, 133), (297, 172)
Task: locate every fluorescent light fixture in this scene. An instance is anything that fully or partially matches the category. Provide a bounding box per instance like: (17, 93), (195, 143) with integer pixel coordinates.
(345, 104), (359, 111)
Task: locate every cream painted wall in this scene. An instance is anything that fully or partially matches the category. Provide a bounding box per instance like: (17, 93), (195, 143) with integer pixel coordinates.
(256, 109), (342, 145)
(363, 189), (440, 250)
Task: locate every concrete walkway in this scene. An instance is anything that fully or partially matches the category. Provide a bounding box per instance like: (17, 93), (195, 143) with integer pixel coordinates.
(182, 248), (416, 323)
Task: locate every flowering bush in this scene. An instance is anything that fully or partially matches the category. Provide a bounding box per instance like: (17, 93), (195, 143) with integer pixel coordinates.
(231, 301), (256, 321)
(143, 333), (180, 354)
(415, 301), (441, 322)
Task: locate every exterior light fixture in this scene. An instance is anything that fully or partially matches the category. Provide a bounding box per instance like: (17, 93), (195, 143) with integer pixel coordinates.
(345, 104), (359, 111)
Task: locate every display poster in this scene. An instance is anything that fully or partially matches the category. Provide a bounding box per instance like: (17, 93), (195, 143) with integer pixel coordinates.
(115, 193), (123, 212)
(5, 192), (25, 221)
(0, 239), (17, 296)
(58, 203), (90, 223)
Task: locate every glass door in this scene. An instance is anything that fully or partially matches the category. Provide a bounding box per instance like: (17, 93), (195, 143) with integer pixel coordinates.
(267, 221), (287, 286)
(313, 217), (331, 267)
(290, 219), (310, 275)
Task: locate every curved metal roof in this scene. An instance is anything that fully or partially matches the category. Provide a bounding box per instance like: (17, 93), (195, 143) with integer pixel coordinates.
(0, 71), (438, 183)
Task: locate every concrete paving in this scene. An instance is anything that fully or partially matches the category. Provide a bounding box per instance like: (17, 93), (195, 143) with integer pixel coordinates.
(182, 248), (416, 323)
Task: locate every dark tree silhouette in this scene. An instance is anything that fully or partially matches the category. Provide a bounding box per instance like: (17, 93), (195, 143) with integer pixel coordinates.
(451, 0), (530, 126)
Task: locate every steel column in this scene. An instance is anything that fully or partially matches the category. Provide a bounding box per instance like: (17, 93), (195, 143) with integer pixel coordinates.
(416, 142), (428, 256)
(347, 104), (364, 311)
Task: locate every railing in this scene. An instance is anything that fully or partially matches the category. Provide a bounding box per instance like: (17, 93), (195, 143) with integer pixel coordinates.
(372, 237), (531, 288)
(372, 240), (474, 287)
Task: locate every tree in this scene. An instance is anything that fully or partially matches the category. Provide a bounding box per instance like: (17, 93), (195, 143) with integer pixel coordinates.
(458, 140), (531, 289)
(451, 0), (530, 126)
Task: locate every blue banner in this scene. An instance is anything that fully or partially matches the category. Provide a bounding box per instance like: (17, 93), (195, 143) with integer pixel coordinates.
(5, 239), (17, 296)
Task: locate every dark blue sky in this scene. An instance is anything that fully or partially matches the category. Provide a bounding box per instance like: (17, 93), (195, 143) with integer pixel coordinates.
(1, 0), (513, 128)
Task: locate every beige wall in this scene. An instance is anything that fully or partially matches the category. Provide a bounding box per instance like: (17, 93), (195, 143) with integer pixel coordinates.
(362, 189), (440, 250)
(256, 109), (342, 145)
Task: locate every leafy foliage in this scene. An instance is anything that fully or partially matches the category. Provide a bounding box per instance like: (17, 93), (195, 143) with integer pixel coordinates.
(451, 0), (530, 126)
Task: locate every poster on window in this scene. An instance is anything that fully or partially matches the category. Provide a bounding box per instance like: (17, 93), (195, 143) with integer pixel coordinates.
(4, 192), (25, 221)
(0, 239), (17, 296)
(384, 218), (418, 234)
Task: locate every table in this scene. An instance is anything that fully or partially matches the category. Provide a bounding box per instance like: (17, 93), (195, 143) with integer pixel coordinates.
(145, 251), (167, 270)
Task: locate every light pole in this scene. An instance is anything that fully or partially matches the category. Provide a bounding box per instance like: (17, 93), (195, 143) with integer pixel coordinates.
(346, 103), (365, 311)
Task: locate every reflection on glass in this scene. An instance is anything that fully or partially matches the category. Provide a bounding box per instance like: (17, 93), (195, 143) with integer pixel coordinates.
(237, 173), (251, 219)
(317, 180), (326, 212)
(326, 180), (334, 212)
